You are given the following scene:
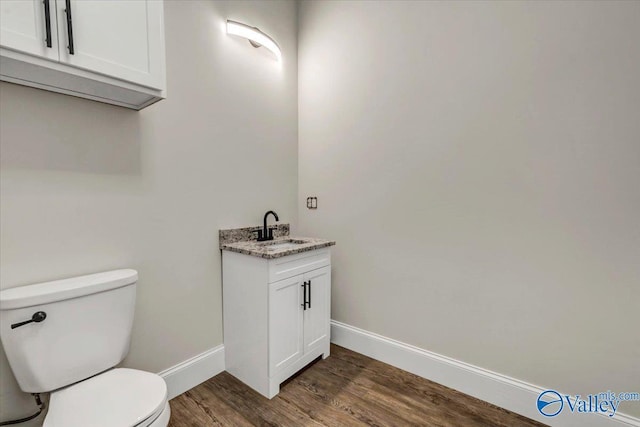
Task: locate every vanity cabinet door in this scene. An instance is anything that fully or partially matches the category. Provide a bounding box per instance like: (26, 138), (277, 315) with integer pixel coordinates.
(302, 266), (331, 354)
(0, 0), (60, 60)
(269, 275), (304, 376)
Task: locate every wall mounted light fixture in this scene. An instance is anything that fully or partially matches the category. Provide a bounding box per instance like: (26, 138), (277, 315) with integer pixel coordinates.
(226, 20), (282, 62)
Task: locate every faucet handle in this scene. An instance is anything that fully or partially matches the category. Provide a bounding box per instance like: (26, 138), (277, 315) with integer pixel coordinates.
(252, 229), (263, 241)
(267, 227), (275, 240)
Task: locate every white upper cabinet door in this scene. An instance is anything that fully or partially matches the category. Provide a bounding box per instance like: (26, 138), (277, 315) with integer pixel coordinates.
(269, 275), (304, 377)
(303, 266), (331, 353)
(0, 0), (60, 60)
(55, 0), (165, 89)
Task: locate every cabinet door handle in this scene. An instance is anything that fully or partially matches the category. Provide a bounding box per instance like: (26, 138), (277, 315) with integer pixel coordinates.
(301, 281), (307, 310)
(308, 279), (311, 309)
(64, 0), (74, 54)
(43, 0), (52, 48)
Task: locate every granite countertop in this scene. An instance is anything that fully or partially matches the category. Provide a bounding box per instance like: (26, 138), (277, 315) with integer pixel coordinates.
(219, 224), (335, 259)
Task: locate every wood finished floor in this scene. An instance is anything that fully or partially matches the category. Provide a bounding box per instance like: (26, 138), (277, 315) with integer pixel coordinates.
(168, 344), (546, 427)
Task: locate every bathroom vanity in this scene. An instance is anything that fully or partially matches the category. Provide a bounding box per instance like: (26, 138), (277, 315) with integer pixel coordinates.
(220, 224), (335, 398)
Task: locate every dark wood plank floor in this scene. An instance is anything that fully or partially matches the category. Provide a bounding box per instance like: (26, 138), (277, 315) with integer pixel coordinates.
(169, 344), (546, 427)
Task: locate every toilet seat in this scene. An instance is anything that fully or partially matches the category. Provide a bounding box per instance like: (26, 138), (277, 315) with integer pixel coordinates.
(43, 368), (168, 427)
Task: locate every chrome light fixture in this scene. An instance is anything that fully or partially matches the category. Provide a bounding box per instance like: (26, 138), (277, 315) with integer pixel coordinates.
(226, 20), (282, 62)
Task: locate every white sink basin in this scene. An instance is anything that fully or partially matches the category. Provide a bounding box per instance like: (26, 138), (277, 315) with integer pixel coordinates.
(257, 239), (307, 251)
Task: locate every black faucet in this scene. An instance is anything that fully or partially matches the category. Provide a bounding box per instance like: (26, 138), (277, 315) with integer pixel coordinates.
(257, 210), (279, 241)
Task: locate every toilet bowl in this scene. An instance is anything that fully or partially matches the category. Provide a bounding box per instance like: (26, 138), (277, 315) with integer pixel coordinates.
(0, 270), (170, 427)
(43, 368), (170, 427)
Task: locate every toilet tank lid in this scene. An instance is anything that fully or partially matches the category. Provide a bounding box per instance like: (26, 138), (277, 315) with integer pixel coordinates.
(0, 269), (138, 310)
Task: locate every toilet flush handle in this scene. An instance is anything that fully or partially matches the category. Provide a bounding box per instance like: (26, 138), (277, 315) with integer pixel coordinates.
(10, 311), (47, 329)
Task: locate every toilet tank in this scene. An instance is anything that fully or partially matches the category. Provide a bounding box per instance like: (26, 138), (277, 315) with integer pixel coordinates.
(0, 269), (138, 393)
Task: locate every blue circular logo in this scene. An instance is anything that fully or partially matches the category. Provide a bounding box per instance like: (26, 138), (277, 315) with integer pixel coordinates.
(537, 390), (564, 417)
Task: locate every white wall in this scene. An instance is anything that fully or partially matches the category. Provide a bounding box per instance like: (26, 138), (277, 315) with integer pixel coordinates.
(0, 0), (297, 423)
(298, 0), (640, 419)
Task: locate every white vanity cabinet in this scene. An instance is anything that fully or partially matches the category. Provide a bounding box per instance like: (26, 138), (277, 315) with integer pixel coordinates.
(223, 248), (331, 398)
(0, 0), (165, 110)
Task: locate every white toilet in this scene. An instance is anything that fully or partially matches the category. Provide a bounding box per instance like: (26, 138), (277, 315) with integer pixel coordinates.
(0, 269), (170, 427)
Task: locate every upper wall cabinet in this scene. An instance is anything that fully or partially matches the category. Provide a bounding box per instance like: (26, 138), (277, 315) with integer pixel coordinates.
(0, 0), (61, 61)
(0, 0), (166, 110)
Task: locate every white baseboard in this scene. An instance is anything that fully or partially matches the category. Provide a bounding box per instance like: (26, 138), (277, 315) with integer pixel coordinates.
(330, 320), (640, 427)
(158, 344), (225, 400)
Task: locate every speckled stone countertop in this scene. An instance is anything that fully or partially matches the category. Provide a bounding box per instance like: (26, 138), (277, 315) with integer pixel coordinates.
(219, 224), (335, 259)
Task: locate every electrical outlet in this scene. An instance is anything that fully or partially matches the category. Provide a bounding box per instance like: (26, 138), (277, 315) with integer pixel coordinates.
(306, 196), (318, 209)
